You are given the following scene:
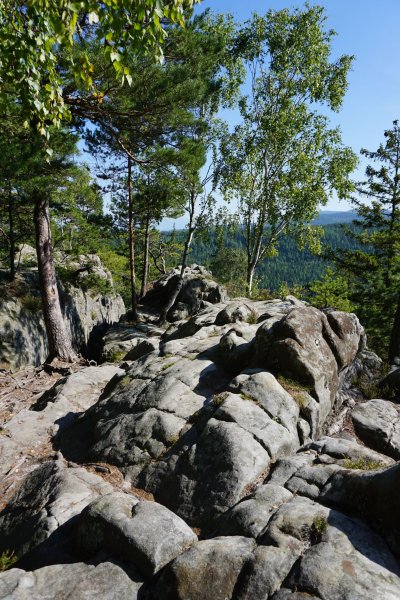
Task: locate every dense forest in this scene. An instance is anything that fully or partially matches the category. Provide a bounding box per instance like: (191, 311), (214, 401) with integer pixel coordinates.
(187, 220), (362, 292)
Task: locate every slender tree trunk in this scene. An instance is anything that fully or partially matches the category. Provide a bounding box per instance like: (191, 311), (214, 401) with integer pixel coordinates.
(246, 263), (255, 297)
(8, 183), (15, 281)
(140, 214), (150, 299)
(389, 291), (400, 365)
(159, 227), (194, 325)
(128, 157), (139, 321)
(34, 193), (77, 363)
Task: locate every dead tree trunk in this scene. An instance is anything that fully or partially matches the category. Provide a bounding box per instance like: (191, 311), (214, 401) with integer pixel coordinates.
(159, 225), (194, 325)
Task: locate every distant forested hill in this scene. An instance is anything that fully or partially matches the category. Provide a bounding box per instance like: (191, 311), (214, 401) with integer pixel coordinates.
(166, 212), (362, 292)
(310, 210), (357, 225)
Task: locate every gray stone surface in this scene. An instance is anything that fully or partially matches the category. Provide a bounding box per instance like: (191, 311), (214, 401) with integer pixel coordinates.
(215, 301), (259, 326)
(351, 399), (400, 459)
(151, 536), (256, 600)
(76, 492), (197, 576)
(141, 416), (271, 525)
(254, 306), (363, 432)
(217, 484), (293, 538)
(0, 461), (113, 567)
(142, 265), (228, 321)
(1, 290), (399, 599)
(0, 562), (143, 600)
(0, 256), (125, 369)
(0, 365), (123, 481)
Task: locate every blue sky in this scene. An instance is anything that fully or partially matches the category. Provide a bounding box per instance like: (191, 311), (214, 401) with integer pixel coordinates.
(160, 0), (400, 228)
(199, 0), (400, 211)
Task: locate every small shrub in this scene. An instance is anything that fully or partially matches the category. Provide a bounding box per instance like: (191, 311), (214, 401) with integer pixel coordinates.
(0, 550), (17, 572)
(313, 515), (327, 535)
(108, 350), (126, 363)
(300, 516), (327, 544)
(20, 294), (42, 313)
(246, 312), (259, 325)
(277, 375), (313, 399)
(79, 273), (113, 296)
(57, 265), (113, 296)
(161, 361), (177, 371)
(212, 392), (229, 406)
(343, 458), (385, 471)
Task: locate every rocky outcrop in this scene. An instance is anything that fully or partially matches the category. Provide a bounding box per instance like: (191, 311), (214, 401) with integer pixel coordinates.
(142, 265), (228, 322)
(58, 299), (366, 528)
(1, 295), (399, 599)
(0, 562), (143, 600)
(0, 254), (125, 369)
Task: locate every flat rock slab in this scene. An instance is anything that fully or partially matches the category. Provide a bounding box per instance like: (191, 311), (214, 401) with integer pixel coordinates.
(0, 365), (123, 519)
(351, 399), (400, 459)
(76, 492), (197, 576)
(0, 562), (142, 600)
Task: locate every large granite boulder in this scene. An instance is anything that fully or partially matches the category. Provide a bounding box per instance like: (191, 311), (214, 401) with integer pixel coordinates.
(351, 399), (400, 459)
(75, 492), (197, 576)
(142, 265), (228, 322)
(255, 306), (363, 432)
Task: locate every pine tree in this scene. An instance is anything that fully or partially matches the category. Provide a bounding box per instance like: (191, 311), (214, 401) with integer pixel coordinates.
(331, 120), (400, 359)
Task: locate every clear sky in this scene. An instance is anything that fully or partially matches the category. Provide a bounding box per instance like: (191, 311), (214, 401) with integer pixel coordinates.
(199, 0), (400, 211)
(159, 0), (400, 228)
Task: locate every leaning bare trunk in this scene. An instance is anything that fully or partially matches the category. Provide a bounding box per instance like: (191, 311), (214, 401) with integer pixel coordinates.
(389, 291), (400, 365)
(140, 215), (150, 299)
(34, 193), (77, 363)
(246, 262), (256, 298)
(8, 183), (15, 281)
(128, 157), (139, 321)
(159, 228), (193, 325)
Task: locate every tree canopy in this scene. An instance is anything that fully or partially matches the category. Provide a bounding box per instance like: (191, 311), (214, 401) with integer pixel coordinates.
(1, 0), (200, 136)
(218, 5), (357, 294)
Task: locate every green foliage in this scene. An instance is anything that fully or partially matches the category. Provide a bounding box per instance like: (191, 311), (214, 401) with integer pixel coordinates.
(218, 5), (357, 294)
(78, 274), (113, 296)
(330, 120), (400, 358)
(0, 0), (199, 137)
(309, 268), (353, 311)
(343, 458), (385, 471)
(57, 265), (113, 296)
(0, 550), (17, 572)
(108, 350), (127, 364)
(312, 516), (327, 536)
(209, 246), (247, 297)
(276, 282), (307, 301)
(20, 294), (42, 313)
